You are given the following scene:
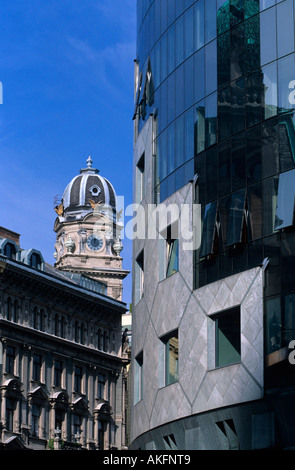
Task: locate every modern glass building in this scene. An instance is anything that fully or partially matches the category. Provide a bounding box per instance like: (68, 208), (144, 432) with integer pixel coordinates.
(131, 0), (295, 450)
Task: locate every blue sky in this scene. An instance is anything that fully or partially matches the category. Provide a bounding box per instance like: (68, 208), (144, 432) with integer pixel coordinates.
(0, 0), (136, 305)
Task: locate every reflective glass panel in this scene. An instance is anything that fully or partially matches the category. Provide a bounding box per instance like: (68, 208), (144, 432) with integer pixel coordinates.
(206, 92), (217, 148)
(260, 0), (275, 10)
(205, 40), (217, 95)
(266, 296), (281, 355)
(194, 0), (205, 50)
(218, 31), (230, 87)
(184, 55), (194, 109)
(175, 15), (184, 67)
(206, 146), (218, 202)
(230, 23), (244, 81)
(232, 131), (246, 191)
(263, 176), (279, 236)
(226, 188), (246, 247)
(160, 33), (168, 83)
(246, 71), (262, 127)
(247, 182), (263, 240)
(284, 293), (295, 346)
(205, 0), (217, 42)
(246, 124), (262, 183)
(175, 64), (185, 117)
(195, 101), (206, 154)
(277, 0), (294, 59)
(244, 15), (260, 74)
(167, 74), (175, 125)
(158, 131), (167, 181)
(278, 53), (295, 113)
(279, 111), (295, 172)
(217, 0), (230, 35)
(168, 24), (176, 75)
(175, 115), (185, 167)
(218, 139), (231, 196)
(185, 108), (194, 161)
(231, 77), (245, 134)
(167, 123), (176, 174)
(200, 201), (218, 258)
(218, 85), (231, 141)
(184, 7), (194, 59)
(245, 0), (259, 19)
(262, 118), (279, 179)
(230, 0), (244, 27)
(262, 62), (278, 120)
(275, 168), (295, 230)
(195, 48), (205, 103)
(260, 7), (276, 66)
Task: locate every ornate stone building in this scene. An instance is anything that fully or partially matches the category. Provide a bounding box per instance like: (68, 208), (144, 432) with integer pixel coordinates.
(53, 157), (129, 301)
(0, 159), (130, 450)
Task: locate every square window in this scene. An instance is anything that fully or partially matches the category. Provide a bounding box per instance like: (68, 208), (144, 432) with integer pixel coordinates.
(215, 307), (241, 367)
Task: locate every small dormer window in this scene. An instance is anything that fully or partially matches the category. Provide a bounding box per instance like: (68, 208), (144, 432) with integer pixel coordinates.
(30, 253), (42, 270)
(4, 242), (16, 260)
(89, 185), (101, 197)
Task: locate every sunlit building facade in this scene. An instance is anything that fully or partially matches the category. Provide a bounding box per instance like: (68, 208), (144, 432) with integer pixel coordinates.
(131, 0), (295, 450)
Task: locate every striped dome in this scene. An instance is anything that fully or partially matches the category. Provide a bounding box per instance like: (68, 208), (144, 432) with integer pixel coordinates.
(62, 157), (116, 218)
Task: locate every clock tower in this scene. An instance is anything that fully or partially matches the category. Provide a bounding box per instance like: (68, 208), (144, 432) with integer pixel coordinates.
(53, 157), (129, 301)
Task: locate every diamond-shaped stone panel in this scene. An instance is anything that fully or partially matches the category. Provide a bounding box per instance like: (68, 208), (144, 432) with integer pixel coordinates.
(131, 400), (150, 442)
(151, 272), (191, 338)
(150, 383), (191, 430)
(143, 320), (163, 421)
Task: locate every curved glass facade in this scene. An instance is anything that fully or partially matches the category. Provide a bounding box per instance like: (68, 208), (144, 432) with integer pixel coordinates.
(134, 0), (295, 389)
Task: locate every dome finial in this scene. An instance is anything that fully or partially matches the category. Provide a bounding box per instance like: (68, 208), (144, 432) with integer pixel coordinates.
(87, 156), (93, 168)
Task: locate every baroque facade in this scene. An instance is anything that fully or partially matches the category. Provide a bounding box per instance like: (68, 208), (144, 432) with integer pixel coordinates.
(0, 160), (129, 450)
(53, 157), (129, 302)
(130, 0), (295, 450)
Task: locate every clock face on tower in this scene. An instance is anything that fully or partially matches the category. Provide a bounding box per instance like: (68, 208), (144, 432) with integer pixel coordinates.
(87, 234), (103, 251)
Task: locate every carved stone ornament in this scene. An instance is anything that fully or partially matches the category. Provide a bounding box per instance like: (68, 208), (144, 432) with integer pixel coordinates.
(113, 239), (123, 256)
(65, 236), (75, 253)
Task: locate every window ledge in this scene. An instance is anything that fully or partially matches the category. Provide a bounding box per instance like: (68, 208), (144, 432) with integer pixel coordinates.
(208, 361), (242, 372)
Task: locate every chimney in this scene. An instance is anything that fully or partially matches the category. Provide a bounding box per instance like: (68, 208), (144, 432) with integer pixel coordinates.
(0, 227), (20, 246)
